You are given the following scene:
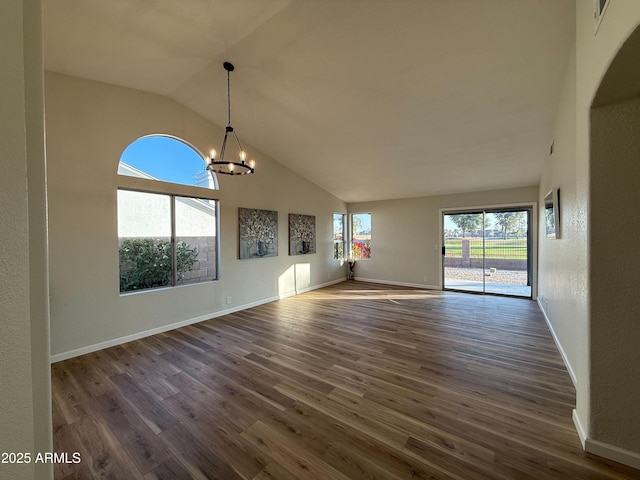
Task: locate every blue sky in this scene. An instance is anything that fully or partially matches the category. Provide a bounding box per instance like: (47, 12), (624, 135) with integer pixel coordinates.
(352, 213), (371, 233)
(120, 136), (206, 186)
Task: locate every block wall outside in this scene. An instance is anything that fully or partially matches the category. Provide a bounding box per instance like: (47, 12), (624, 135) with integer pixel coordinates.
(178, 235), (218, 284)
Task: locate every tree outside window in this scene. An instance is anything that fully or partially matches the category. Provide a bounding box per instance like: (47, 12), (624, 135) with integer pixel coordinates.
(117, 190), (218, 293)
(333, 213), (346, 260)
(351, 213), (371, 259)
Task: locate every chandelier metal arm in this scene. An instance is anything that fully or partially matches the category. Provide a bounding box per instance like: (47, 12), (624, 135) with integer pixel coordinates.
(218, 130), (230, 162)
(231, 130), (243, 153)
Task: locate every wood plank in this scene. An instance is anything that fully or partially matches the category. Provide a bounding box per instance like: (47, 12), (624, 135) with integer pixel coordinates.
(144, 457), (194, 480)
(93, 391), (171, 474)
(242, 420), (351, 480)
(161, 392), (270, 479)
(51, 363), (92, 424)
(110, 373), (178, 434)
(274, 380), (410, 449)
(321, 443), (408, 480)
(59, 464), (94, 480)
(66, 415), (147, 479)
(158, 423), (243, 480)
(252, 462), (301, 480)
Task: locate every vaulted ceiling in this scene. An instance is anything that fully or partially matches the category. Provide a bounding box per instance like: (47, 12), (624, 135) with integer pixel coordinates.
(44, 0), (575, 203)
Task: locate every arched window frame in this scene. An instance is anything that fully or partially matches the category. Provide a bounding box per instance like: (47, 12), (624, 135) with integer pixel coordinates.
(118, 134), (219, 190)
(117, 135), (220, 294)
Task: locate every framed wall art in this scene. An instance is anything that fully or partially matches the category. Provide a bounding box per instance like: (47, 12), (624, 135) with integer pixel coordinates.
(238, 208), (278, 259)
(544, 188), (560, 239)
(289, 213), (316, 255)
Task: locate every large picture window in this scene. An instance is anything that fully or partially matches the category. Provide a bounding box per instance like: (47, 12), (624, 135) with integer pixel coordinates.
(117, 135), (219, 293)
(118, 190), (219, 293)
(333, 213), (346, 260)
(351, 213), (371, 259)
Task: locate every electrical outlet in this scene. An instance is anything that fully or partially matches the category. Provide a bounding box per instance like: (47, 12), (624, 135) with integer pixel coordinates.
(226, 296), (232, 304)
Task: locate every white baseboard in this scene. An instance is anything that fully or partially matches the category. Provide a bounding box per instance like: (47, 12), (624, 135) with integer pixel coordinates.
(537, 298), (577, 386)
(575, 408), (640, 469)
(354, 277), (440, 290)
(50, 278), (347, 363)
(295, 277), (347, 294)
(585, 438), (640, 470)
(573, 409), (587, 448)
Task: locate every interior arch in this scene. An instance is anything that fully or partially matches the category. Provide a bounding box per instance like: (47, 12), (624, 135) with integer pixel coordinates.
(587, 21), (640, 459)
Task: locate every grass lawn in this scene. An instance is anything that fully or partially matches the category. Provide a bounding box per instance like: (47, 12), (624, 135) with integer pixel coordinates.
(444, 237), (527, 259)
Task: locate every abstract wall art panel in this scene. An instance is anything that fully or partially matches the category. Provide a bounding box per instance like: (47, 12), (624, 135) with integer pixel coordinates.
(289, 213), (316, 255)
(239, 208), (278, 259)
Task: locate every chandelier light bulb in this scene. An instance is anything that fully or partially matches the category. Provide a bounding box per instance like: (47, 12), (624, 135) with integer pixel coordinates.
(239, 150), (247, 162)
(209, 148), (217, 160)
(228, 162), (234, 172)
(249, 159), (256, 169)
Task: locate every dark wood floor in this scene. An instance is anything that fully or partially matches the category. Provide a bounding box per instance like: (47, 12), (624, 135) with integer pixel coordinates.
(52, 281), (640, 479)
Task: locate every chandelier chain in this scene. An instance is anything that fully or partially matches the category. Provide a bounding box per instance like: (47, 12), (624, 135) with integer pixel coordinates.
(227, 69), (232, 126)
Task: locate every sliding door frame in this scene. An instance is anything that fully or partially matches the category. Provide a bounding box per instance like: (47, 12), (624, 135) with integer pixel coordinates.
(439, 202), (537, 299)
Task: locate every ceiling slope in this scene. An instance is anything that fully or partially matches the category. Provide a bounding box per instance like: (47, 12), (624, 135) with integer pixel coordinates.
(45, 0), (575, 203)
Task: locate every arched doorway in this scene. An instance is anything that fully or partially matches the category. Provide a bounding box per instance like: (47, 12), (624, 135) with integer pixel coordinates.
(587, 23), (640, 463)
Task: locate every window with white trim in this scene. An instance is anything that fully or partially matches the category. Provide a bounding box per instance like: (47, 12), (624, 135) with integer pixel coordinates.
(351, 213), (371, 259)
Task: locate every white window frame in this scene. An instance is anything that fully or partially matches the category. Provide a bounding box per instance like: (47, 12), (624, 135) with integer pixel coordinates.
(117, 188), (220, 293)
(333, 213), (346, 260)
(350, 212), (372, 260)
(117, 135), (220, 294)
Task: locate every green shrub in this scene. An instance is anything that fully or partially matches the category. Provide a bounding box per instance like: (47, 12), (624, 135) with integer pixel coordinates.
(119, 238), (198, 292)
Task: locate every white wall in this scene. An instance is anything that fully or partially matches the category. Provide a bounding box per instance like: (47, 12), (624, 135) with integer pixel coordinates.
(117, 190), (172, 237)
(538, 0), (640, 467)
(577, 0), (640, 465)
(0, 1), (52, 479)
(538, 42), (578, 383)
(590, 96), (640, 457)
(45, 72), (346, 359)
(348, 186), (538, 289)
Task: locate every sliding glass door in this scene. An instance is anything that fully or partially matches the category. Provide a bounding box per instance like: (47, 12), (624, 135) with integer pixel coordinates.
(443, 207), (531, 297)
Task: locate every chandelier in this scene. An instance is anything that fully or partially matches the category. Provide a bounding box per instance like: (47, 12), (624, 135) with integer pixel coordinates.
(206, 62), (255, 176)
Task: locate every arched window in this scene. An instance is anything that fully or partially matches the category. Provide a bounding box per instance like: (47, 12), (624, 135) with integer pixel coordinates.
(118, 134), (218, 189)
(117, 135), (219, 293)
